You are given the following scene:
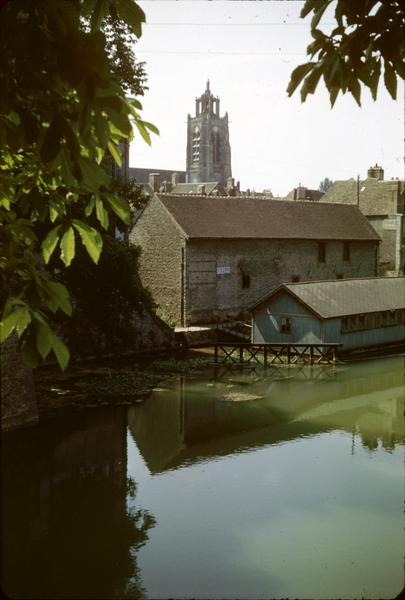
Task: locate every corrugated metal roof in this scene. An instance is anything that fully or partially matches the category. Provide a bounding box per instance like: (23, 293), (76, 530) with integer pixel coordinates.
(157, 195), (380, 241)
(251, 277), (405, 318)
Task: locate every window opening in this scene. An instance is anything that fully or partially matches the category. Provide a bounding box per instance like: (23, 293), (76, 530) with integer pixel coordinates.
(280, 317), (292, 333)
(318, 241), (326, 263)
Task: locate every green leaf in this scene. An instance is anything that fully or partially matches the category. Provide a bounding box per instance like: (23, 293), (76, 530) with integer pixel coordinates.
(369, 62), (381, 100)
(50, 332), (70, 371)
(15, 306), (31, 337)
(60, 227), (75, 267)
(329, 86), (340, 107)
(300, 65), (323, 101)
(383, 61), (397, 99)
(107, 141), (122, 167)
(106, 194), (130, 225)
(96, 196), (109, 229)
(287, 63), (315, 97)
(0, 309), (21, 342)
(91, 0), (107, 32)
(116, 0), (145, 37)
(108, 109), (132, 136)
(46, 282), (72, 316)
(143, 121), (160, 136)
(72, 219), (103, 263)
(348, 76), (361, 106)
(77, 156), (110, 190)
(41, 225), (62, 263)
(310, 1), (331, 30)
(49, 205), (58, 222)
(36, 323), (52, 359)
(85, 196), (96, 216)
(134, 120), (151, 145)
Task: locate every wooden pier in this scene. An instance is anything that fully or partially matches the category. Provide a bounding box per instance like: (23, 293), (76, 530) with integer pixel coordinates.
(212, 342), (341, 366)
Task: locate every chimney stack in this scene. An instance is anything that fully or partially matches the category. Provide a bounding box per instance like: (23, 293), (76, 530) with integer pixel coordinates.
(367, 164), (384, 180)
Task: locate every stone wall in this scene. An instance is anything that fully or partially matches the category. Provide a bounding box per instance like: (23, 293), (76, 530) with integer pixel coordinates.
(1, 336), (38, 432)
(130, 196), (185, 325)
(184, 238), (378, 324)
(369, 214), (404, 275)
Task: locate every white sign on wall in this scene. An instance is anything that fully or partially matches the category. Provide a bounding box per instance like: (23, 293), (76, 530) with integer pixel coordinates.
(216, 266), (231, 275)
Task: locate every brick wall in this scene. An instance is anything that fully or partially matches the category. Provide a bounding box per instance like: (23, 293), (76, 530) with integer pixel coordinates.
(1, 336), (38, 431)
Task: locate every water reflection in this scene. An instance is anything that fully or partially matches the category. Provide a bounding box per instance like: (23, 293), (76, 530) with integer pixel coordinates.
(1, 356), (404, 599)
(1, 408), (155, 599)
(128, 357), (404, 473)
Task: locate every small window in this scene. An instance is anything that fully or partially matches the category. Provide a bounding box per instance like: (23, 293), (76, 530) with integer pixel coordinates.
(318, 241), (326, 263)
(358, 314), (366, 330)
(292, 275), (300, 283)
(336, 273), (343, 279)
(242, 274), (250, 289)
(280, 317), (291, 333)
(343, 242), (350, 261)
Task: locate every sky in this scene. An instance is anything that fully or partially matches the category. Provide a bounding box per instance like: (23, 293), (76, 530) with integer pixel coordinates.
(130, 1), (404, 196)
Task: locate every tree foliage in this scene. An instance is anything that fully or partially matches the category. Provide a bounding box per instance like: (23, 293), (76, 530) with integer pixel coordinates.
(51, 235), (154, 358)
(104, 16), (148, 97)
(319, 177), (334, 192)
(287, 0), (405, 106)
(0, 0), (158, 370)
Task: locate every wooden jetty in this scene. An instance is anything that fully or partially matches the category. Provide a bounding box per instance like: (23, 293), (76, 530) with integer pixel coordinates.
(212, 342), (341, 366)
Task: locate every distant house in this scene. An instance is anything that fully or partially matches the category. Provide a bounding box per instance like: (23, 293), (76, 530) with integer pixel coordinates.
(171, 182), (229, 196)
(249, 277), (405, 352)
(129, 195), (380, 326)
(321, 165), (405, 276)
(128, 168), (186, 185)
(285, 186), (324, 202)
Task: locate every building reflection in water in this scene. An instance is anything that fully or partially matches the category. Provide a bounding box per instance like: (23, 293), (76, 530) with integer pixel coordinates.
(1, 407), (155, 599)
(128, 357), (404, 474)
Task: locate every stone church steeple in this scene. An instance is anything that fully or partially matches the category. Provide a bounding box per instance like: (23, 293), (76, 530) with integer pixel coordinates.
(186, 81), (232, 186)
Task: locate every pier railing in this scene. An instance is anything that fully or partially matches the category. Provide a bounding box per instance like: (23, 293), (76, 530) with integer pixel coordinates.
(213, 342), (342, 365)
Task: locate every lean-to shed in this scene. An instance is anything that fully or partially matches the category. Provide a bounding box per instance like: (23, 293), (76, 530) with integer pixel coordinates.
(249, 277), (405, 352)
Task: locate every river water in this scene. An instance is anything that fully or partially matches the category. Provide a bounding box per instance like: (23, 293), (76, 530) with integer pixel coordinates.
(1, 355), (404, 599)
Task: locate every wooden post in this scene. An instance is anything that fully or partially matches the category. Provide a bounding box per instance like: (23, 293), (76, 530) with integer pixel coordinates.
(310, 346), (314, 365)
(239, 346), (243, 364)
(214, 345), (218, 363)
(287, 345), (291, 364)
(264, 346), (268, 367)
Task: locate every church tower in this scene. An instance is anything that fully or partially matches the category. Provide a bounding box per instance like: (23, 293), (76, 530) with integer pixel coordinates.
(186, 81), (232, 186)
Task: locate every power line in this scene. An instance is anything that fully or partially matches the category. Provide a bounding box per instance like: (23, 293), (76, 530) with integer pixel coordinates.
(136, 50), (306, 56)
(143, 22), (334, 26)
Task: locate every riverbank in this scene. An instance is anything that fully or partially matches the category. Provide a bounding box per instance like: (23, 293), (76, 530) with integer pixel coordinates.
(34, 350), (214, 416)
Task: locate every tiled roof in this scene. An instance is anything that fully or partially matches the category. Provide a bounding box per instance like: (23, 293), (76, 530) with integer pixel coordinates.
(321, 178), (404, 215)
(171, 182), (224, 195)
(128, 167), (186, 183)
(285, 188), (324, 202)
(157, 194), (380, 241)
(250, 277), (405, 318)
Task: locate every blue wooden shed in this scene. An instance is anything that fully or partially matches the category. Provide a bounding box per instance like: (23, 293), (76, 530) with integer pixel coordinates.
(249, 277), (405, 352)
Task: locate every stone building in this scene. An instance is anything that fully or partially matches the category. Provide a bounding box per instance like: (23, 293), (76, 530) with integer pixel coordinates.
(130, 194), (380, 326)
(186, 81), (232, 186)
(285, 186), (324, 202)
(321, 165), (404, 276)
